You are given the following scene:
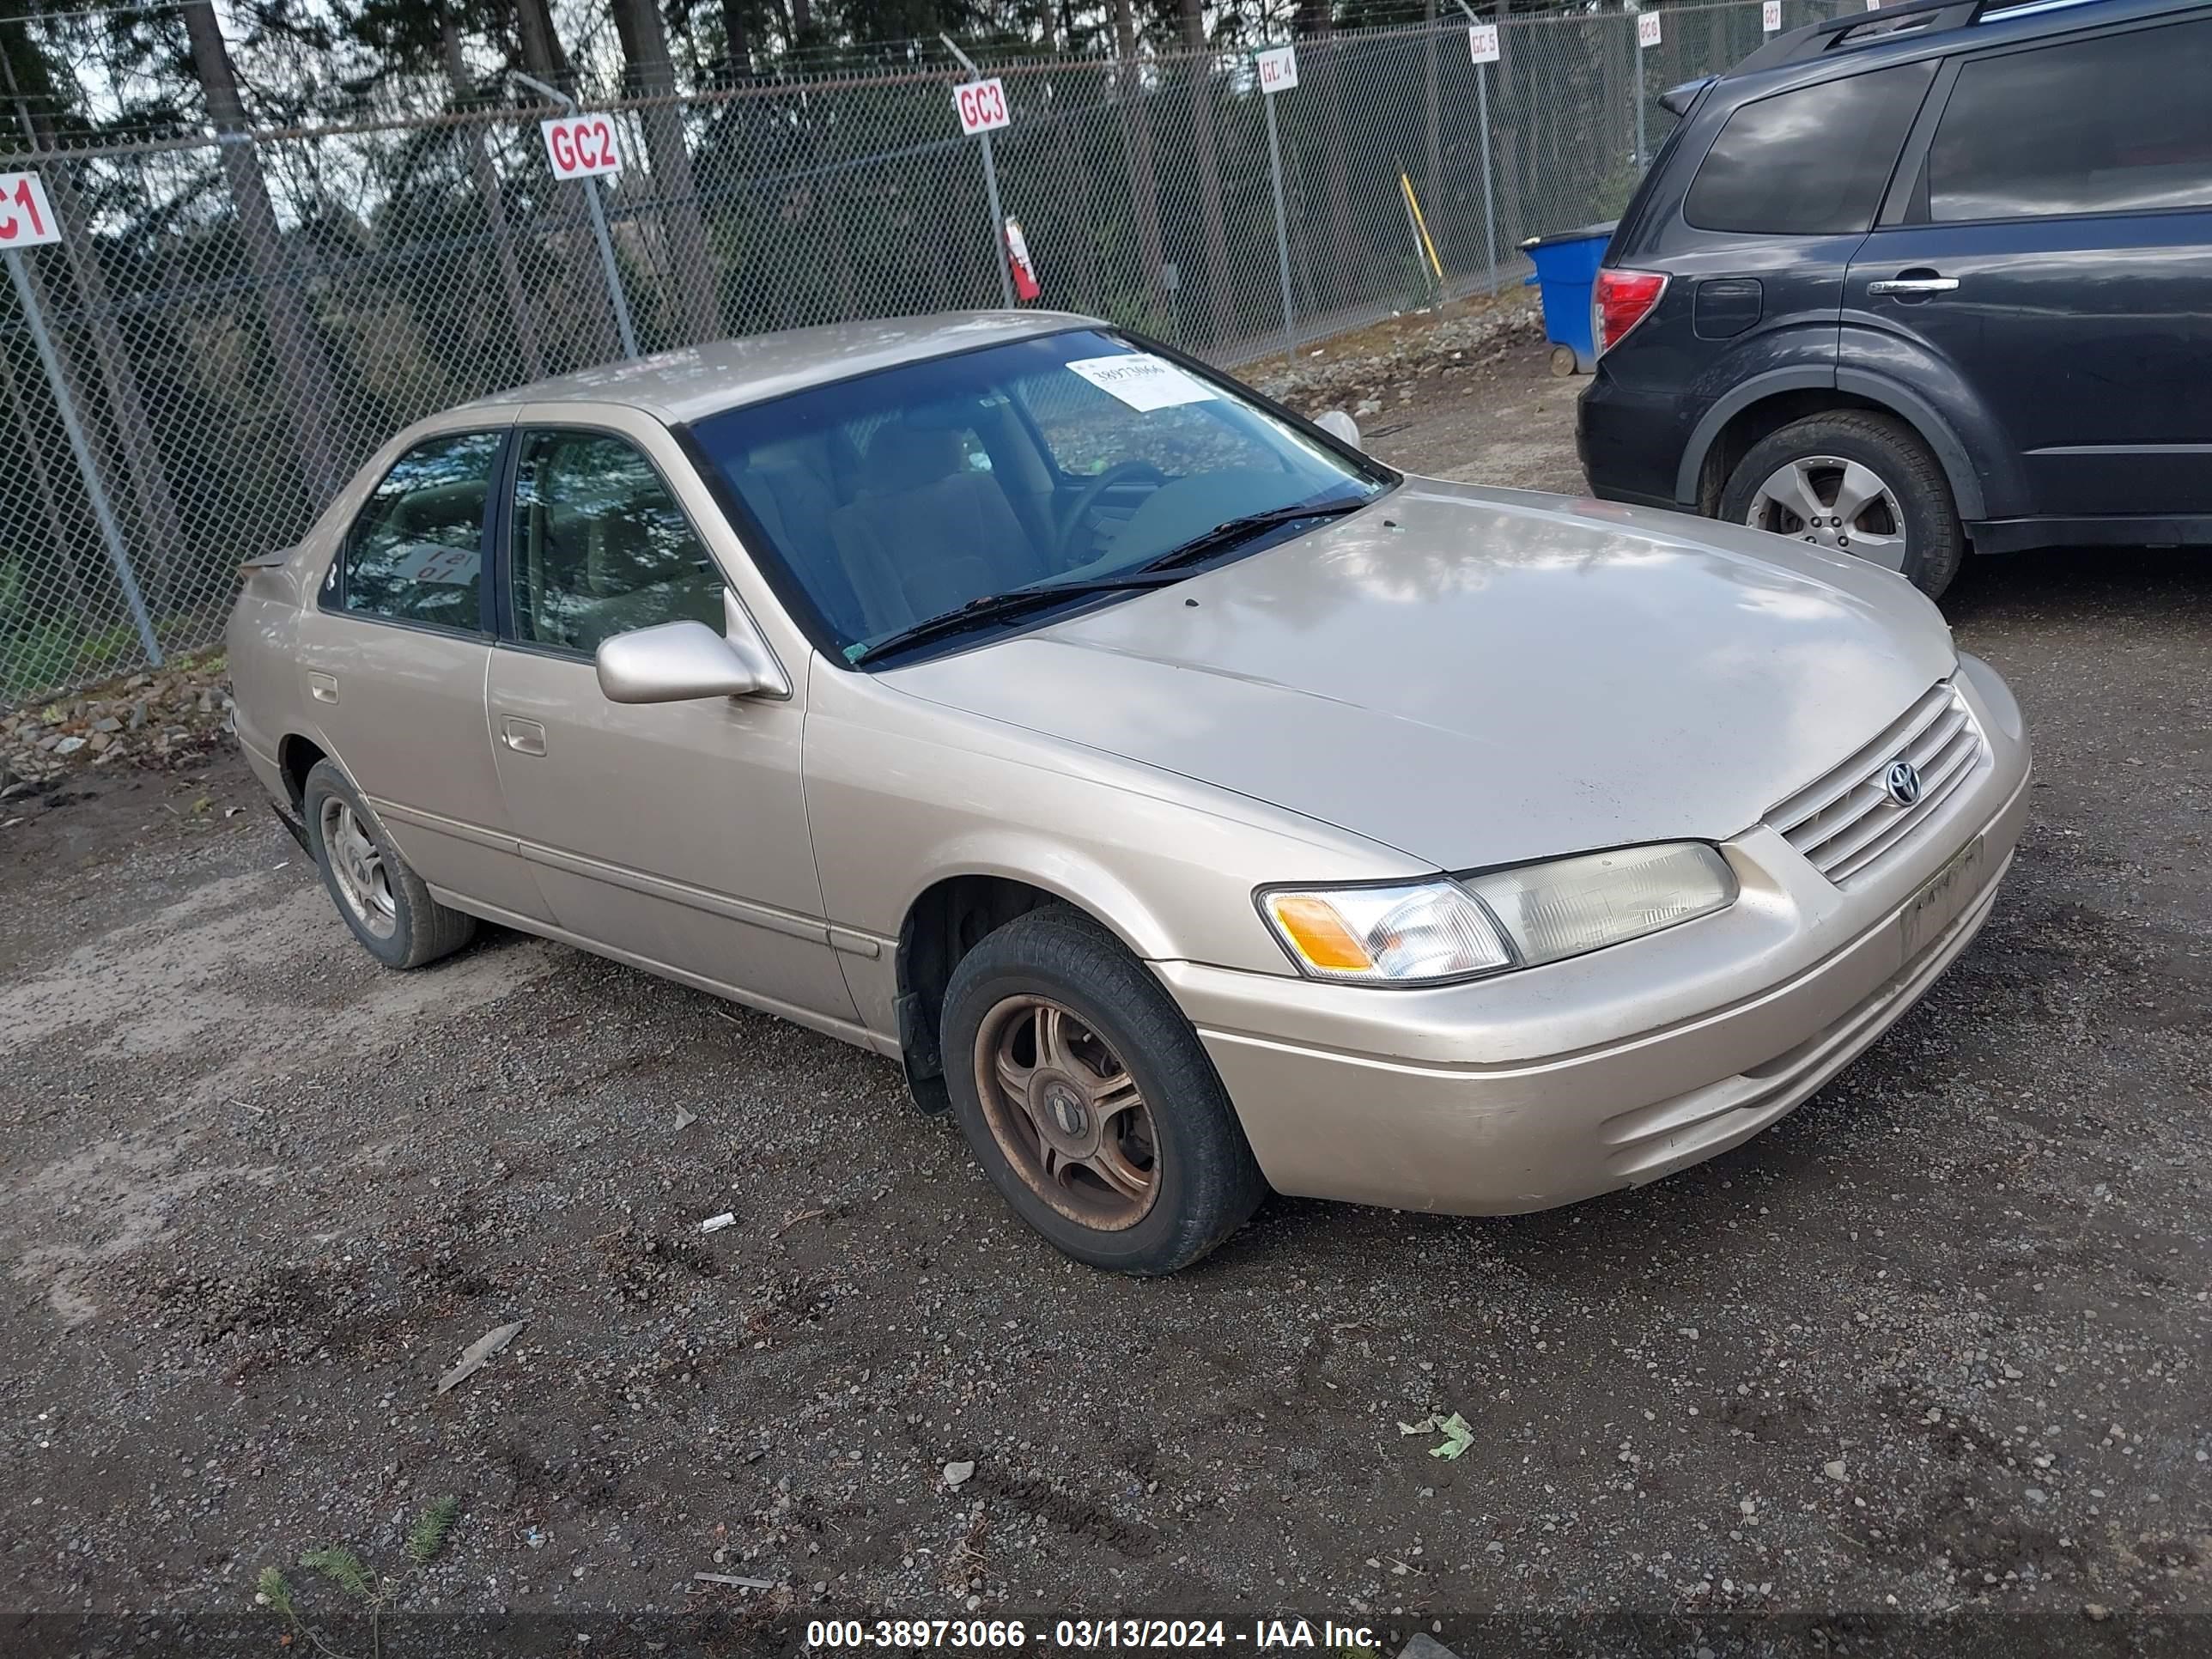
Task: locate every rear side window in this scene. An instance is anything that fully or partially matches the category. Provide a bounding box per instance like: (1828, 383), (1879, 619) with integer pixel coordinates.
(333, 431), (502, 631)
(1686, 63), (1936, 234)
(1926, 19), (2212, 222)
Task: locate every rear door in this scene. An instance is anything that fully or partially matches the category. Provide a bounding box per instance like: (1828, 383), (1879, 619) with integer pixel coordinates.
(292, 421), (552, 922)
(1843, 12), (2212, 518)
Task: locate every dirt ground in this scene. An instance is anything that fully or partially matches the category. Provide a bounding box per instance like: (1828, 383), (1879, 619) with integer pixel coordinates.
(3, 337), (2209, 1658)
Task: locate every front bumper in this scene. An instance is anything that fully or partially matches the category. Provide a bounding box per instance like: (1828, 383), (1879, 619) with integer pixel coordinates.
(1160, 659), (2031, 1214)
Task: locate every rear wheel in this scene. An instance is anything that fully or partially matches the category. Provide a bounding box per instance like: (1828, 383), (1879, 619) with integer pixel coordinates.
(1721, 410), (1964, 599)
(939, 906), (1267, 1274)
(302, 760), (477, 969)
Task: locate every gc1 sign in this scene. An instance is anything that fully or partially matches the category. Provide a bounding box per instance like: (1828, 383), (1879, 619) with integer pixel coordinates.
(540, 114), (622, 181)
(0, 171), (61, 248)
(953, 78), (1011, 137)
(1637, 10), (1662, 48)
(1468, 24), (1500, 65)
(1255, 45), (1298, 94)
(1762, 0), (1782, 29)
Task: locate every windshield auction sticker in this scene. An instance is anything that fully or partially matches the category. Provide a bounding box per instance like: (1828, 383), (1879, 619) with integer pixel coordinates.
(1066, 353), (1219, 412)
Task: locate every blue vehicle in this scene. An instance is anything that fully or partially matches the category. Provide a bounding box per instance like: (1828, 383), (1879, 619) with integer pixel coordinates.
(1577, 0), (2212, 596)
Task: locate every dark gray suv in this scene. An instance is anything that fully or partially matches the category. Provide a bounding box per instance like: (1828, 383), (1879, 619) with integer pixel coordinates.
(1577, 0), (2212, 596)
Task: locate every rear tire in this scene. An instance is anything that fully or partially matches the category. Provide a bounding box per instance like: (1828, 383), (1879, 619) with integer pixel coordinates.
(939, 906), (1267, 1274)
(1721, 410), (1965, 599)
(302, 760), (477, 969)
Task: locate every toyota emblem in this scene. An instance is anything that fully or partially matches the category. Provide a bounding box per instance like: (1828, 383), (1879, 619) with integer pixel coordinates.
(1883, 759), (1923, 808)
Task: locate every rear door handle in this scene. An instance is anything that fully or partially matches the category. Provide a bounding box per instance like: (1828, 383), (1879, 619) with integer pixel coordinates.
(1867, 275), (1960, 296)
(307, 671), (338, 704)
(499, 715), (547, 757)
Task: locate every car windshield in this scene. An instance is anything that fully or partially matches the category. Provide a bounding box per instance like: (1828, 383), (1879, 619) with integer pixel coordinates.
(686, 328), (1388, 664)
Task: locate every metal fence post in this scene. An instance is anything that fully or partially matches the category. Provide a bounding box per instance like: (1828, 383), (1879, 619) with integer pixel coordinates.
(512, 70), (639, 361)
(5, 248), (161, 668)
(1456, 3), (1500, 294)
(1633, 15), (1649, 170)
(943, 36), (1017, 311)
(1262, 76), (1297, 368)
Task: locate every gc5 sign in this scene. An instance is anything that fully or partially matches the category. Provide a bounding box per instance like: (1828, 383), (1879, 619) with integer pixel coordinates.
(540, 114), (623, 181)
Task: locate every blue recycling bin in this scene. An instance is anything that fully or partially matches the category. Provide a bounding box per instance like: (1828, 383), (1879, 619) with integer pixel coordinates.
(1520, 222), (1616, 376)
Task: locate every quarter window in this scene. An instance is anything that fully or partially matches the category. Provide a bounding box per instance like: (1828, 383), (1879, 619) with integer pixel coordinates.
(1926, 20), (2212, 222)
(508, 430), (726, 654)
(1685, 63), (1935, 235)
(335, 431), (502, 630)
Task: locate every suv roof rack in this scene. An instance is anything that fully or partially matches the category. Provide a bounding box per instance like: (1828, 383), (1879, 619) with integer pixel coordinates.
(1730, 0), (2107, 73)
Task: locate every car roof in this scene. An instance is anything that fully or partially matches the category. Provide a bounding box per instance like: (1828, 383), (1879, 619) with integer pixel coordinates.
(460, 308), (1103, 426)
(1723, 0), (2200, 82)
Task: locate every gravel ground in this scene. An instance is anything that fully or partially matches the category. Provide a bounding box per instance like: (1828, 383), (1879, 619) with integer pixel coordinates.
(2, 336), (2208, 1659)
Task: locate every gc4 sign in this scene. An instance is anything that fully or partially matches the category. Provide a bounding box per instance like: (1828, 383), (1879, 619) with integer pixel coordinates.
(1255, 45), (1298, 94)
(0, 171), (61, 248)
(540, 114), (623, 181)
(1468, 24), (1500, 65)
(1762, 0), (1782, 30)
(953, 78), (1011, 137)
(1637, 11), (1662, 48)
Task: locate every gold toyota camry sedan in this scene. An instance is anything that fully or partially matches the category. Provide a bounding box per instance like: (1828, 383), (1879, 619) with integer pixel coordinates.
(229, 312), (2030, 1273)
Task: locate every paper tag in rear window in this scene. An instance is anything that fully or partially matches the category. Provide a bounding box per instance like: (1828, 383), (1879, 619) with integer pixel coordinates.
(1066, 354), (1218, 412)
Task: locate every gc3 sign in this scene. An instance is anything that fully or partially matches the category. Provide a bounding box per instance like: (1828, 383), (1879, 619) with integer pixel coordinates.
(952, 78), (1011, 137)
(539, 113), (623, 181)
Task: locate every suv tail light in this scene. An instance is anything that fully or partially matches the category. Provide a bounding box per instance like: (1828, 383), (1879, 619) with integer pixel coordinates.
(1594, 269), (1668, 356)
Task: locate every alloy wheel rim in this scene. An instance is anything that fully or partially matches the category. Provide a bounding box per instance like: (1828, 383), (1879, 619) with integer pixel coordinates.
(319, 798), (398, 939)
(1746, 454), (1909, 571)
(974, 995), (1159, 1231)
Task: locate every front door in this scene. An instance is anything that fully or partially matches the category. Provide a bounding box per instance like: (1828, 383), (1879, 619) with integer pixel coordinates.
(1843, 13), (2212, 520)
(293, 423), (552, 922)
(484, 417), (855, 1026)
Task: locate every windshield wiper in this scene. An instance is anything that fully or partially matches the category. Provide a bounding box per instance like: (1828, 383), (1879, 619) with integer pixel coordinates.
(1137, 495), (1372, 574)
(848, 576), (1178, 665)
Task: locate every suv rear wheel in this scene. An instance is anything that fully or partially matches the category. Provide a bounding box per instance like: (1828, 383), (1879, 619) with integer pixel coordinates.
(1721, 410), (1964, 599)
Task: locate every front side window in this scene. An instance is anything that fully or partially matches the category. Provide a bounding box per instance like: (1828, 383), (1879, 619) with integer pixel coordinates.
(687, 329), (1387, 662)
(1926, 20), (2212, 222)
(335, 430), (502, 630)
(1685, 62), (1936, 235)
(508, 429), (726, 654)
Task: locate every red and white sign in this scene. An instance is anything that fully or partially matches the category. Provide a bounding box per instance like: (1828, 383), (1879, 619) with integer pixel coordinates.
(1468, 24), (1500, 65)
(1762, 1), (1782, 31)
(1255, 45), (1298, 94)
(1865, 0), (1882, 9)
(953, 78), (1011, 137)
(1005, 217), (1041, 303)
(0, 171), (61, 249)
(1637, 11), (1662, 48)
(540, 114), (623, 181)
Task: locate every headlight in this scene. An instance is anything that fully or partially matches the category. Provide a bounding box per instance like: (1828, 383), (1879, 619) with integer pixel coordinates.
(1260, 843), (1735, 986)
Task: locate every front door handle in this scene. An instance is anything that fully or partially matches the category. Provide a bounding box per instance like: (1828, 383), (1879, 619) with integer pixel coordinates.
(499, 715), (547, 757)
(1867, 273), (1960, 297)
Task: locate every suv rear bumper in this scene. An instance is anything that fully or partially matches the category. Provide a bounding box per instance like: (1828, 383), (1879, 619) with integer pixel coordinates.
(1577, 366), (1694, 507)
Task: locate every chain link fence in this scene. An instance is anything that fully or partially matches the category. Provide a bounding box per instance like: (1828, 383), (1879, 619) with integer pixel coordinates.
(0, 0), (1847, 702)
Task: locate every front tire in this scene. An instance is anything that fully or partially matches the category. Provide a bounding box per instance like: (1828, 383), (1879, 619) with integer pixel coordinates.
(302, 760), (477, 969)
(1721, 410), (1964, 599)
(939, 906), (1267, 1274)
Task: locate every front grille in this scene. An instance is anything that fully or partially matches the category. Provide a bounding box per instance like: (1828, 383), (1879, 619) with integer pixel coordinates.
(1765, 682), (1984, 885)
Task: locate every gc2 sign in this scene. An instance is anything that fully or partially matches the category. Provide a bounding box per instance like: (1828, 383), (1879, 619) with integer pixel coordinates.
(1255, 46), (1298, 94)
(953, 78), (1011, 137)
(1468, 24), (1500, 65)
(540, 114), (623, 181)
(0, 171), (61, 249)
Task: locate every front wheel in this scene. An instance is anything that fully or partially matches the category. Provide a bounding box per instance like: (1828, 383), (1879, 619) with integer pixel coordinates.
(1720, 410), (1964, 599)
(939, 906), (1267, 1274)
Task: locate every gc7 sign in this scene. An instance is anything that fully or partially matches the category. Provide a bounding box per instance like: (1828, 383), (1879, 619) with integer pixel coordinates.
(540, 114), (623, 181)
(0, 171), (61, 249)
(953, 78), (1011, 137)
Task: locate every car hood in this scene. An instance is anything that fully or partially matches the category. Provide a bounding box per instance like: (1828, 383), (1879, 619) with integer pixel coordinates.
(885, 480), (1958, 870)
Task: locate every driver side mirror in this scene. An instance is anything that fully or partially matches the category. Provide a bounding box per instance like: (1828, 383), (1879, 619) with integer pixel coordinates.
(1314, 410), (1362, 449)
(595, 594), (789, 704)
